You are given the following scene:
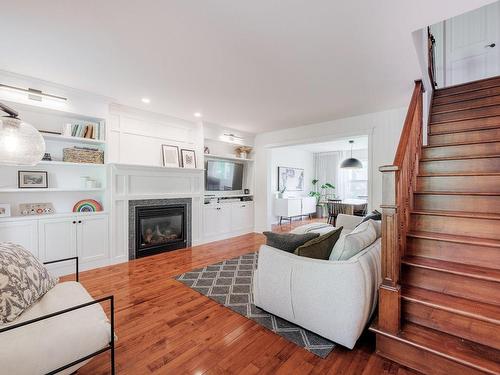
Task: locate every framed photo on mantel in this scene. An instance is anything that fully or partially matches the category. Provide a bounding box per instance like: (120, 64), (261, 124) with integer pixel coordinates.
(181, 149), (197, 169)
(161, 145), (180, 168)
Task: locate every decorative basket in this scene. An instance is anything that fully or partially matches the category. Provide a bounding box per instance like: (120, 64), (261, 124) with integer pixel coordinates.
(63, 148), (104, 164)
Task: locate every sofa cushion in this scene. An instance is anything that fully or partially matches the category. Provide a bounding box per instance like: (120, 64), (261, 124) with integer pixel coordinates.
(0, 242), (58, 323)
(329, 220), (377, 260)
(0, 281), (111, 375)
(294, 226), (343, 260)
(263, 232), (320, 253)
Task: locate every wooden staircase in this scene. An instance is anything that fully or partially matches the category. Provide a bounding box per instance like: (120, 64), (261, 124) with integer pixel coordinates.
(370, 77), (500, 375)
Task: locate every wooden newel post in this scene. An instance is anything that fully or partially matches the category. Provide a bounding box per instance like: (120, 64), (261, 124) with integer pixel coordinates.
(378, 165), (401, 334)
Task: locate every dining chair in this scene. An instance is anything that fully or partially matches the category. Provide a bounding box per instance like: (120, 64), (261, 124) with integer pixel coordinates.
(327, 200), (348, 226)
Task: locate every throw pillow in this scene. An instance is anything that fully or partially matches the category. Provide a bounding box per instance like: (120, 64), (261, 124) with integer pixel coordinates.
(329, 220), (377, 261)
(294, 226), (343, 260)
(0, 242), (58, 323)
(360, 210), (382, 224)
(263, 232), (320, 253)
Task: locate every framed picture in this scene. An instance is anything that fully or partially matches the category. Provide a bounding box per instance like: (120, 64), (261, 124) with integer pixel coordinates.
(161, 145), (180, 168)
(181, 149), (197, 169)
(0, 204), (11, 218)
(18, 171), (48, 189)
(278, 166), (304, 192)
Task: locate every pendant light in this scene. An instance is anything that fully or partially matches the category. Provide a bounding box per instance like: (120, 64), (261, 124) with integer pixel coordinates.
(0, 102), (45, 166)
(340, 140), (363, 169)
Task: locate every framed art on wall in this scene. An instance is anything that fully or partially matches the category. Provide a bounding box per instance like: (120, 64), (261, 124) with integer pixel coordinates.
(181, 149), (197, 169)
(18, 171), (48, 189)
(278, 166), (304, 192)
(161, 145), (180, 168)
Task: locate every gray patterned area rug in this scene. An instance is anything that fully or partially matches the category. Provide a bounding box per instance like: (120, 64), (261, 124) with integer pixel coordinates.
(174, 252), (335, 358)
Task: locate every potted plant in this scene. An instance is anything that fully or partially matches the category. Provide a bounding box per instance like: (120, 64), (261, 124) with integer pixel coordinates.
(309, 179), (323, 217)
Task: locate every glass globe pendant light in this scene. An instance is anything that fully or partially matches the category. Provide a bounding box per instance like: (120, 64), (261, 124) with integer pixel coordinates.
(340, 140), (363, 169)
(0, 102), (45, 166)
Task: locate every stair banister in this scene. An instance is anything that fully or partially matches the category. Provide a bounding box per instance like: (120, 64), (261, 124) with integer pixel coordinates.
(378, 80), (424, 334)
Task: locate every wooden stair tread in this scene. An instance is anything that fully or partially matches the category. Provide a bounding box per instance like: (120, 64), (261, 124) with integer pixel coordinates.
(432, 95), (500, 115)
(407, 230), (500, 248)
(423, 139), (500, 147)
(418, 172), (500, 177)
(414, 191), (500, 196)
(433, 86), (500, 106)
(430, 125), (500, 135)
(402, 256), (500, 283)
(430, 113), (500, 125)
(435, 76), (500, 98)
(370, 320), (500, 374)
(420, 154), (500, 162)
(411, 209), (500, 220)
(402, 285), (500, 324)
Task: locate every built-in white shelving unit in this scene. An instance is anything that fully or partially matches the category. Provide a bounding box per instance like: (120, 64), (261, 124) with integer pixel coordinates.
(41, 133), (106, 145)
(204, 153), (254, 162)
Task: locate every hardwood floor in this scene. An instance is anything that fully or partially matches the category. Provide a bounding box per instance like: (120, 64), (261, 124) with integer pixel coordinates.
(71, 219), (416, 375)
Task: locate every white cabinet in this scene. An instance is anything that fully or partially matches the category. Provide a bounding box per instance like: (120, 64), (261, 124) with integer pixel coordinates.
(77, 215), (109, 262)
(203, 201), (254, 240)
(0, 214), (109, 268)
(231, 202), (254, 232)
(39, 217), (78, 261)
(0, 220), (39, 257)
(274, 197), (317, 223)
(203, 204), (232, 238)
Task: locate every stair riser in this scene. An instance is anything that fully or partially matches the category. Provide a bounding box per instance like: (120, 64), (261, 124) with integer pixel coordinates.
(433, 86), (500, 106)
(433, 95), (500, 114)
(422, 142), (500, 159)
(431, 106), (500, 124)
(428, 128), (500, 146)
(435, 76), (500, 97)
(420, 158), (500, 174)
(406, 237), (500, 270)
(411, 214), (500, 240)
(402, 265), (500, 305)
(414, 194), (500, 214)
(417, 175), (500, 193)
(402, 301), (500, 350)
(430, 116), (500, 134)
(375, 335), (488, 375)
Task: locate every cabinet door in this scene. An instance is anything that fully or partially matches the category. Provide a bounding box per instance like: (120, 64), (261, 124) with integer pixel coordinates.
(301, 197), (317, 215)
(231, 202), (254, 231)
(217, 204), (232, 233)
(0, 220), (39, 257)
(288, 199), (302, 217)
(77, 215), (109, 262)
(203, 205), (221, 237)
(38, 217), (77, 262)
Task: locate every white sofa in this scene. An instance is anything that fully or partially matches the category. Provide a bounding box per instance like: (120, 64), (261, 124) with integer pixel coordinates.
(0, 281), (112, 375)
(253, 214), (382, 349)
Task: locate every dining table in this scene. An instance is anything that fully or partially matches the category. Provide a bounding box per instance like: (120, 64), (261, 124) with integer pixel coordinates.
(320, 198), (368, 216)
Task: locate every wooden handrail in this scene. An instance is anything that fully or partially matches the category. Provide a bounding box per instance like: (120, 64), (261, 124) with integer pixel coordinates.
(378, 80), (424, 335)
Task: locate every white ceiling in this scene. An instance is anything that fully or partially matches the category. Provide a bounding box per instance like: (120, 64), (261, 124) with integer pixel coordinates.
(0, 1), (494, 133)
(286, 136), (369, 153)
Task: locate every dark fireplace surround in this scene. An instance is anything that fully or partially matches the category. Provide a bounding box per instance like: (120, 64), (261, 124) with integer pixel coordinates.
(129, 198), (192, 260)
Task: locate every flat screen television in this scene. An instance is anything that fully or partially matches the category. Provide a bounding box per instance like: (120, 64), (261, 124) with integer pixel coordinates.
(205, 160), (244, 191)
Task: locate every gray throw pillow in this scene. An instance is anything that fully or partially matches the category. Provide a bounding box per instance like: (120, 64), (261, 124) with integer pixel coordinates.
(263, 232), (320, 253)
(0, 242), (58, 323)
(294, 227), (343, 260)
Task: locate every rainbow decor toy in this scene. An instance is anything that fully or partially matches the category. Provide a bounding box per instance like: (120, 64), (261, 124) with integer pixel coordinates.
(73, 199), (103, 213)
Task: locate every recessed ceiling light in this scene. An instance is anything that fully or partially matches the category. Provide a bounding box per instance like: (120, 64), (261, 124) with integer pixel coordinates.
(141, 98), (151, 104)
(193, 112), (202, 118)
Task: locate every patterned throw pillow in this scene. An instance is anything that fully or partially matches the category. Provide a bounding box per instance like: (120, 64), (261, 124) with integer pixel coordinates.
(0, 243), (58, 323)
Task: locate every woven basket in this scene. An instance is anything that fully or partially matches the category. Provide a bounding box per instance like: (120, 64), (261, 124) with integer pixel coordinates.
(63, 148), (104, 164)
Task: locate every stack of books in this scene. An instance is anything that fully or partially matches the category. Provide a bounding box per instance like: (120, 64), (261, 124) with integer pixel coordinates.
(62, 121), (105, 141)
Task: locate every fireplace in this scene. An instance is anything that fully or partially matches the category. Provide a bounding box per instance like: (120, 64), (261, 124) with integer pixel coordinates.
(129, 199), (192, 259)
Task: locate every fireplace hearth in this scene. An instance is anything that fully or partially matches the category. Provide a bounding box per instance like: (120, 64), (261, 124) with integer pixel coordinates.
(129, 198), (192, 260)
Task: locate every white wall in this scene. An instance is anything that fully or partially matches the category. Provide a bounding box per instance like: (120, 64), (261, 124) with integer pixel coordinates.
(269, 147), (314, 223)
(254, 107), (407, 231)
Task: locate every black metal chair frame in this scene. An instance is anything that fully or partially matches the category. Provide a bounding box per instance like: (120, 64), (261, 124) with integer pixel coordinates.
(0, 257), (115, 375)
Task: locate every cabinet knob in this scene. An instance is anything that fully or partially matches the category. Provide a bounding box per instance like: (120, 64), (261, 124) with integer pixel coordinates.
(72, 221), (77, 224)
(78, 220), (82, 224)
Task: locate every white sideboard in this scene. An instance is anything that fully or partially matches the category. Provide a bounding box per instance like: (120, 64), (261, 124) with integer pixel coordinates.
(0, 213), (109, 276)
(203, 201), (254, 241)
(274, 196), (316, 224)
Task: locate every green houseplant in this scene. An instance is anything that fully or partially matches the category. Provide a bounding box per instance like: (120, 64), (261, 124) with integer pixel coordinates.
(309, 179), (335, 218)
